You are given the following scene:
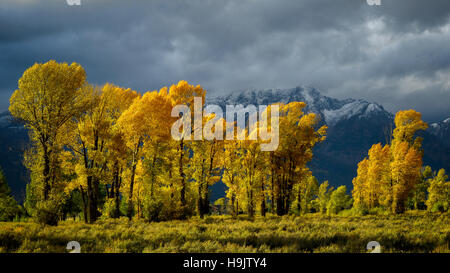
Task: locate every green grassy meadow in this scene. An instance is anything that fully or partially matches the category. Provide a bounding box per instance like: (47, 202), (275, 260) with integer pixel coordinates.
(0, 212), (449, 253)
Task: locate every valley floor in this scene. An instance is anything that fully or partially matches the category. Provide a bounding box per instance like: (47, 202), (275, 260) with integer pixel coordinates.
(0, 212), (449, 253)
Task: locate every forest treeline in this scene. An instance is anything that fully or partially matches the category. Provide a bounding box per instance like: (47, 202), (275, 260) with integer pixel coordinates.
(1, 60), (449, 225)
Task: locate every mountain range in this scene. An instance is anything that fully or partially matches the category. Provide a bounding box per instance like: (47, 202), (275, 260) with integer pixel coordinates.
(1, 86), (449, 202)
(207, 86), (450, 200)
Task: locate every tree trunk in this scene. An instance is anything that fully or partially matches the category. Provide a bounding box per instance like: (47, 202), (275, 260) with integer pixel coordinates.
(80, 186), (88, 223)
(127, 143), (140, 220)
(231, 194), (236, 217)
(179, 139), (186, 206)
(42, 144), (51, 200)
(86, 176), (98, 224)
(114, 170), (121, 218)
(202, 184), (209, 216)
(248, 185), (254, 217)
(127, 162), (137, 220)
(260, 182), (266, 217)
(198, 180), (204, 219)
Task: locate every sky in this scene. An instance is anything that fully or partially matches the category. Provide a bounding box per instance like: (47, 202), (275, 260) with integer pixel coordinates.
(1, 0), (450, 122)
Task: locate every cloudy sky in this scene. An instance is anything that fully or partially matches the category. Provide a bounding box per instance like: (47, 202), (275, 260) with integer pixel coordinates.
(1, 0), (450, 121)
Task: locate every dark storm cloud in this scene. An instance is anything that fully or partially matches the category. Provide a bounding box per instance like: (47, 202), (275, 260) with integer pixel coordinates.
(0, 0), (449, 121)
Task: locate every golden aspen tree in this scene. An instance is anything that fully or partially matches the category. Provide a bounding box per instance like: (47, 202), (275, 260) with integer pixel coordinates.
(117, 89), (173, 220)
(366, 144), (391, 208)
(253, 105), (278, 214)
(9, 60), (89, 225)
(61, 84), (138, 223)
(191, 114), (223, 218)
(352, 158), (369, 210)
(220, 123), (245, 216)
(139, 137), (176, 221)
(102, 84), (139, 218)
(353, 110), (427, 214)
(239, 138), (264, 217)
(168, 81), (206, 208)
(62, 84), (104, 223)
(269, 102), (327, 215)
(390, 110), (427, 213)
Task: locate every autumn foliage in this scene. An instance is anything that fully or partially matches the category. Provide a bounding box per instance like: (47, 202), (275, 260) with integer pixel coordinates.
(6, 61), (449, 225)
(352, 110), (429, 213)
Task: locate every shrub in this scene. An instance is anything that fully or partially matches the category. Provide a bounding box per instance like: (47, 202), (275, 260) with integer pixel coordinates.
(102, 199), (119, 219)
(34, 199), (62, 226)
(143, 199), (163, 222)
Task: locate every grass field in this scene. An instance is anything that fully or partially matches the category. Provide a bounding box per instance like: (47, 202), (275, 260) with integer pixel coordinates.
(0, 212), (449, 253)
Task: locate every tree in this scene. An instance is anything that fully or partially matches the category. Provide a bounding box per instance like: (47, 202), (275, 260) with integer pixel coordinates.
(117, 89), (174, 220)
(62, 83), (139, 223)
(352, 110), (427, 214)
(191, 114), (223, 218)
(269, 103), (327, 215)
(390, 110), (427, 213)
(0, 167), (19, 221)
(239, 139), (266, 217)
(426, 169), (450, 212)
(327, 186), (352, 215)
(168, 81), (206, 208)
(352, 144), (390, 211)
(9, 60), (90, 225)
(409, 166), (433, 210)
(316, 181), (333, 214)
(295, 172), (319, 214)
(352, 158), (369, 210)
(221, 124), (245, 217)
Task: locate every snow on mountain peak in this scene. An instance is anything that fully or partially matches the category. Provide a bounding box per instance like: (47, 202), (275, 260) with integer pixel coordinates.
(322, 100), (385, 126)
(428, 117), (450, 137)
(207, 86), (390, 126)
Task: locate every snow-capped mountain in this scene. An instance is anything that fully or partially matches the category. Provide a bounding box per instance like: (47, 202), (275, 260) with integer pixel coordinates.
(429, 118), (450, 146)
(207, 86), (392, 127)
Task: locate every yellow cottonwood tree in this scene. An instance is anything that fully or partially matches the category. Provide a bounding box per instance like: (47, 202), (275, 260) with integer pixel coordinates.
(390, 110), (427, 213)
(62, 83), (139, 222)
(168, 81), (206, 207)
(269, 102), (327, 215)
(117, 89), (174, 219)
(191, 114), (223, 218)
(220, 123), (245, 216)
(10, 61), (90, 225)
(352, 110), (427, 214)
(9, 61), (88, 203)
